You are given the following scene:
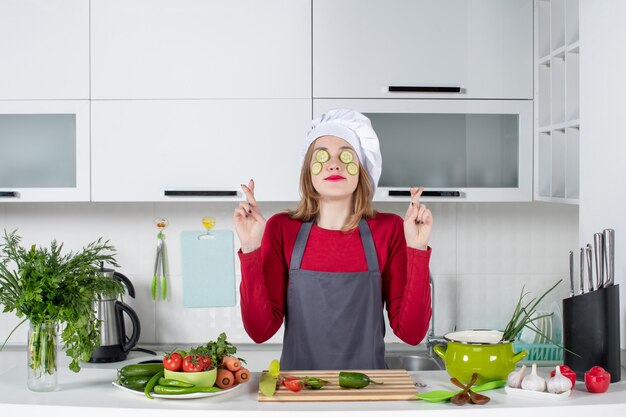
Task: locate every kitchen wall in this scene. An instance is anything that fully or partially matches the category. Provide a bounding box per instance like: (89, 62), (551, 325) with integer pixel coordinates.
(580, 0), (626, 351)
(0, 201), (577, 347)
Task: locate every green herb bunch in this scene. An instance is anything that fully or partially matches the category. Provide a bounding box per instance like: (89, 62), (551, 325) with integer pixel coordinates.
(501, 279), (562, 342)
(0, 230), (125, 372)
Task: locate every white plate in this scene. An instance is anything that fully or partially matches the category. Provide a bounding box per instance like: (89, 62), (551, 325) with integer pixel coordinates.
(112, 381), (243, 399)
(505, 385), (571, 400)
(519, 312), (538, 344)
(550, 301), (563, 343)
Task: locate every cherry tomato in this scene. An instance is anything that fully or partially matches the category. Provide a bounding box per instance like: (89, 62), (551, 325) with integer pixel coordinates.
(280, 375), (300, 386)
(283, 378), (304, 392)
(182, 355), (205, 372)
(162, 351), (183, 372)
(198, 355), (212, 370)
(550, 365), (577, 388)
(585, 366), (610, 393)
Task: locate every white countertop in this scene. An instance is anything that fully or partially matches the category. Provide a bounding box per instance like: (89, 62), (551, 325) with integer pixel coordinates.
(1, 347), (626, 417)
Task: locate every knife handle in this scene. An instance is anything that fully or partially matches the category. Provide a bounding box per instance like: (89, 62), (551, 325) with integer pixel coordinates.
(586, 244), (594, 292)
(594, 233), (604, 290)
(579, 248), (585, 295)
(603, 229), (615, 287)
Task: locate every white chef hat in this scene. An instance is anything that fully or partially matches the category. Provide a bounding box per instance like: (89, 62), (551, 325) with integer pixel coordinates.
(302, 108), (382, 195)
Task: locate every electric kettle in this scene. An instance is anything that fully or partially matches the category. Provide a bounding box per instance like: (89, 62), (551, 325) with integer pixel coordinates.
(89, 266), (141, 363)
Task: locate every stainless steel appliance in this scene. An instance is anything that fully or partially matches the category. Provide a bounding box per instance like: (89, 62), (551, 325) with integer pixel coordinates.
(89, 267), (141, 363)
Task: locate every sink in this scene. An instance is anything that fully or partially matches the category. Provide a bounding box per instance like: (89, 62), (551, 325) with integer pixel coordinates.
(385, 353), (443, 371)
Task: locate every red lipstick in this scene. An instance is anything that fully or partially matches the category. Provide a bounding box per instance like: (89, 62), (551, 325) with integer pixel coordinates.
(324, 175), (345, 181)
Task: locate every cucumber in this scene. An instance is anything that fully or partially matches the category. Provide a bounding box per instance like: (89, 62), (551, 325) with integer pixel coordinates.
(339, 150), (353, 164)
(311, 161), (323, 175)
(315, 149), (330, 163)
(118, 375), (152, 391)
(117, 363), (164, 378)
(346, 162), (359, 176)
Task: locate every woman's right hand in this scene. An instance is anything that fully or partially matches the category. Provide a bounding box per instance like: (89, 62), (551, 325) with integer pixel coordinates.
(233, 179), (266, 253)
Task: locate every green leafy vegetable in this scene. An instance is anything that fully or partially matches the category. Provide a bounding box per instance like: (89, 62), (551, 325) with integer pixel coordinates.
(189, 332), (242, 368)
(0, 229), (124, 373)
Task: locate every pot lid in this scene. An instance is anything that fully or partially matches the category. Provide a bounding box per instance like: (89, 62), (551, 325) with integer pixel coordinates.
(444, 329), (511, 345)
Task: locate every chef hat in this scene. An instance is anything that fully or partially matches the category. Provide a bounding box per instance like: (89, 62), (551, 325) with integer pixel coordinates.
(302, 108), (382, 195)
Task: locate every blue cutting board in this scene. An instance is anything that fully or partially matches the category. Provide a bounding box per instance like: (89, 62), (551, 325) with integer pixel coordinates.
(180, 230), (236, 307)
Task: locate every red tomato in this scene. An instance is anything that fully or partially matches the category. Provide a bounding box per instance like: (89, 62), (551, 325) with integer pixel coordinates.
(585, 366), (610, 393)
(550, 365), (577, 388)
(182, 355), (205, 372)
(198, 355), (212, 370)
(162, 352), (183, 371)
(284, 378), (304, 392)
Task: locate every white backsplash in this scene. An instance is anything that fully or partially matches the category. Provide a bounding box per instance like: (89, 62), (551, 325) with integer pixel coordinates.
(0, 201), (577, 348)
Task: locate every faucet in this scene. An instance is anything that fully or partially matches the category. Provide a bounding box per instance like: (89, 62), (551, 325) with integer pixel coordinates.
(426, 274), (447, 369)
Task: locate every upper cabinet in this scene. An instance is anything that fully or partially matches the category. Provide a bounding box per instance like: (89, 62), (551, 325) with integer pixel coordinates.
(313, 0), (533, 100)
(90, 0), (311, 99)
(0, 0), (89, 99)
(0, 100), (90, 202)
(314, 99), (533, 202)
(91, 99), (310, 202)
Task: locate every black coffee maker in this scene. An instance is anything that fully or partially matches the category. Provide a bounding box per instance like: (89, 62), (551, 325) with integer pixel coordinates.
(89, 266), (141, 363)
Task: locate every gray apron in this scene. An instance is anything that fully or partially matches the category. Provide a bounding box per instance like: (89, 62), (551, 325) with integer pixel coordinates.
(280, 219), (386, 370)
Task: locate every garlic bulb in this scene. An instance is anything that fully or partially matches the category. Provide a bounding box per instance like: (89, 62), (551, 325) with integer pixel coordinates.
(547, 365), (573, 394)
(507, 365), (527, 388)
(521, 363), (547, 392)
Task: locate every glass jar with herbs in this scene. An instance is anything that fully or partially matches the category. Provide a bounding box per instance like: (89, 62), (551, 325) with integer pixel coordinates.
(0, 230), (124, 391)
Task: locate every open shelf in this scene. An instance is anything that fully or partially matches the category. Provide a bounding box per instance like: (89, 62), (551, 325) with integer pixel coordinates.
(535, 0), (580, 204)
(566, 51), (580, 120)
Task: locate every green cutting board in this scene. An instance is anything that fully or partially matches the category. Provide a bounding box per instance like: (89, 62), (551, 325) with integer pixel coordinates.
(180, 230), (235, 307)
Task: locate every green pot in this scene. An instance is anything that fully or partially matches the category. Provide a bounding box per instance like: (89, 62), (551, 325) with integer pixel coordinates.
(433, 330), (528, 385)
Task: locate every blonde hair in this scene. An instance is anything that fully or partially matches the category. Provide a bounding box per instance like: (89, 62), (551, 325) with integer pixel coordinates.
(287, 142), (376, 231)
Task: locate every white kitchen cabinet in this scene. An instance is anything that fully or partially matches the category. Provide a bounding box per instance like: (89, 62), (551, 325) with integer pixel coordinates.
(91, 0), (311, 99)
(91, 100), (311, 202)
(313, 0), (533, 100)
(0, 100), (90, 202)
(0, 0), (89, 99)
(534, 0), (579, 204)
(314, 99), (533, 202)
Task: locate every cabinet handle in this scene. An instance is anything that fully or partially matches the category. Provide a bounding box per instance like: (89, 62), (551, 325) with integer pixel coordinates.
(388, 86), (462, 93)
(164, 190), (238, 197)
(0, 191), (19, 198)
(388, 190), (461, 197)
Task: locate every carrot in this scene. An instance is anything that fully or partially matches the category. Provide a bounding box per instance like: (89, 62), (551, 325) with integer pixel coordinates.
(234, 367), (250, 384)
(216, 368), (235, 389)
(221, 356), (241, 372)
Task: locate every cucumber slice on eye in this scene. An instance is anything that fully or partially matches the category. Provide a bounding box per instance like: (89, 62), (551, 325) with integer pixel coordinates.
(339, 150), (353, 164)
(311, 161), (323, 175)
(346, 162), (359, 176)
(315, 149), (330, 163)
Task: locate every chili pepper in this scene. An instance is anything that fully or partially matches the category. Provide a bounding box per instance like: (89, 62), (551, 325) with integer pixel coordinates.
(302, 376), (329, 390)
(144, 370), (164, 399)
(338, 372), (383, 389)
(157, 377), (194, 388)
(153, 385), (222, 395)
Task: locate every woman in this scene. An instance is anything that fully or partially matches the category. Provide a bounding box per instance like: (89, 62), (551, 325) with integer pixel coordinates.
(234, 108), (432, 370)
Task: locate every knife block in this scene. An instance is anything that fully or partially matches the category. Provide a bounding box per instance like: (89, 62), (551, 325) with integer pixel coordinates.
(562, 284), (620, 382)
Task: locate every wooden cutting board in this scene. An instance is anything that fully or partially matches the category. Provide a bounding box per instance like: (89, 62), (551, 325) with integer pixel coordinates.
(257, 369), (418, 402)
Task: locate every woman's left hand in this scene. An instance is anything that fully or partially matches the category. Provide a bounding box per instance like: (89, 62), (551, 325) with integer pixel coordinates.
(403, 186), (433, 250)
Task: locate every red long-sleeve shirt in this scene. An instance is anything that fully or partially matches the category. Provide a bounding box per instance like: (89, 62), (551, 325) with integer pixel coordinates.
(239, 212), (432, 345)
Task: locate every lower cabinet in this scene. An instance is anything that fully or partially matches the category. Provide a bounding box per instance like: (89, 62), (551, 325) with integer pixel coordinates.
(91, 100), (312, 202)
